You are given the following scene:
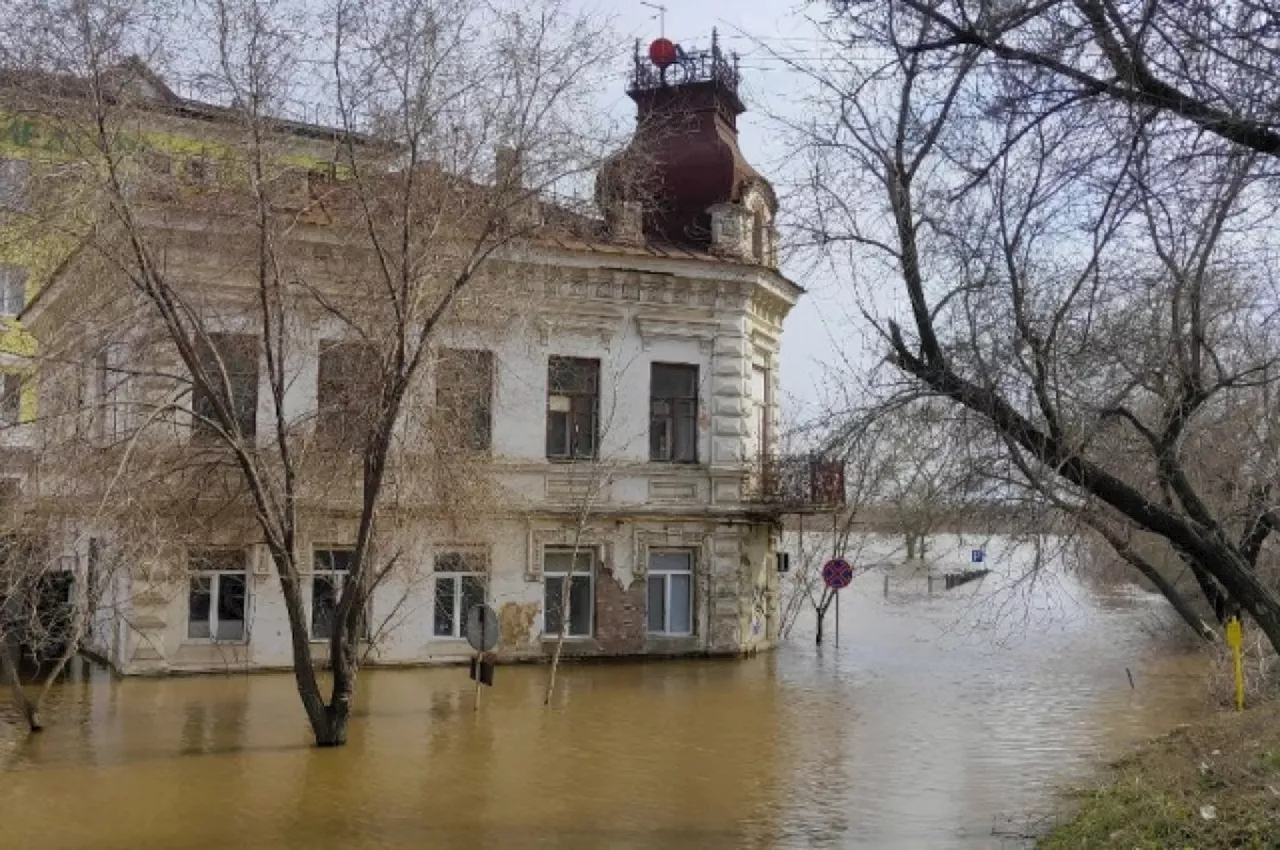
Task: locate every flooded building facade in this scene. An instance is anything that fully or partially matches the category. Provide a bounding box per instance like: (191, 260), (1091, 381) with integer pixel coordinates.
(5, 40), (840, 674)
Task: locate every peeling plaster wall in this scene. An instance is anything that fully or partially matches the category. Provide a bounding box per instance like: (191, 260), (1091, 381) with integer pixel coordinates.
(76, 513), (780, 674)
(44, 240), (797, 674)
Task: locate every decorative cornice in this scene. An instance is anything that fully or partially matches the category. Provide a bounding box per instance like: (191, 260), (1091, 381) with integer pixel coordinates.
(635, 314), (719, 353)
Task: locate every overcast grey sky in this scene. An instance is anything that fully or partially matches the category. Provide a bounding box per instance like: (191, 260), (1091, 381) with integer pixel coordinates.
(586, 0), (869, 421)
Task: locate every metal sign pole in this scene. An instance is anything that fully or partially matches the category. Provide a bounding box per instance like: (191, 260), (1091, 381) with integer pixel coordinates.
(835, 588), (840, 648)
(467, 603), (499, 710)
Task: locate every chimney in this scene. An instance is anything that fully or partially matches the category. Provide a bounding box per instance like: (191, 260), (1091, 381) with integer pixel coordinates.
(606, 200), (645, 246)
(495, 145), (522, 190)
(495, 145), (541, 230)
(708, 203), (752, 259)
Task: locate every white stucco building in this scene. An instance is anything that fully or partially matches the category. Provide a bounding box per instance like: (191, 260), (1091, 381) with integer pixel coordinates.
(8, 39), (843, 674)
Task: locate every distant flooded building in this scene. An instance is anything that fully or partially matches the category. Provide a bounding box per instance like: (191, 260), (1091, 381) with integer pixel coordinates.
(2, 38), (842, 674)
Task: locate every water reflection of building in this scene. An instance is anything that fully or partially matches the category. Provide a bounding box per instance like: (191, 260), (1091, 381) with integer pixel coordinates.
(0, 662), (787, 850)
(2, 34), (842, 674)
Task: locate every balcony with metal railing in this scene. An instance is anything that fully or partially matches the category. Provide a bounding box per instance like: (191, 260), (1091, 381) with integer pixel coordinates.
(744, 454), (846, 513)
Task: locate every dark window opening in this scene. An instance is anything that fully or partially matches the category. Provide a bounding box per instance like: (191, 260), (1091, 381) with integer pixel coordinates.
(192, 333), (259, 440)
(547, 356), (599, 460)
(435, 349), (494, 451)
(316, 341), (379, 444)
(650, 363), (698, 463)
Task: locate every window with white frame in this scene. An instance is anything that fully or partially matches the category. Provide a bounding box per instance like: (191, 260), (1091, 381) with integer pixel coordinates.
(187, 549), (247, 641)
(0, 265), (26, 316)
(543, 548), (593, 637)
(311, 547), (355, 640)
(647, 550), (694, 635)
(433, 550), (488, 638)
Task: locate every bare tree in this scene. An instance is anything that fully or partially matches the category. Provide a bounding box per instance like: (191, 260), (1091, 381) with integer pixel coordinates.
(539, 351), (647, 705)
(2, 0), (616, 745)
(785, 2), (1280, 652)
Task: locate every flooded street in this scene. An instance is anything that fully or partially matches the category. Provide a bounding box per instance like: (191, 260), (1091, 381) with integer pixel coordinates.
(0, 536), (1208, 850)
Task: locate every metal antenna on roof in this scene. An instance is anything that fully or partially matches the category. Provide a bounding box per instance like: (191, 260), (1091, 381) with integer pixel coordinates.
(640, 1), (667, 37)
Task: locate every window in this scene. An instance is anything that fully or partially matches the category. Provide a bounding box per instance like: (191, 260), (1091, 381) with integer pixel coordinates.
(0, 265), (26, 316)
(192, 333), (258, 439)
(311, 548), (354, 640)
(546, 356), (599, 459)
(0, 158), (28, 212)
(749, 364), (770, 461)
(0, 373), (21, 425)
(433, 550), (488, 638)
(650, 364), (698, 463)
(647, 550), (693, 635)
(316, 340), (378, 442)
(435, 348), (493, 451)
(187, 550), (247, 641)
(543, 548), (593, 637)
(91, 350), (119, 440)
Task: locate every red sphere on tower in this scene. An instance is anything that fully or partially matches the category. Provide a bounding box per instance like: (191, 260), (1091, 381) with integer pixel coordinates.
(648, 37), (678, 69)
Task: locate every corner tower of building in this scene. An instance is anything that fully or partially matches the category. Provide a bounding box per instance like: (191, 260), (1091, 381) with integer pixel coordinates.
(598, 31), (778, 264)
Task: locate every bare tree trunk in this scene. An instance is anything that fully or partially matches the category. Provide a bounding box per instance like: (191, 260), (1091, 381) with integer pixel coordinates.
(0, 641), (40, 731)
(543, 531), (587, 707)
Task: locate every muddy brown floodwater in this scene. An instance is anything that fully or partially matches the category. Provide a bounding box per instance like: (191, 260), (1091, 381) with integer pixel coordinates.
(0, 536), (1209, 850)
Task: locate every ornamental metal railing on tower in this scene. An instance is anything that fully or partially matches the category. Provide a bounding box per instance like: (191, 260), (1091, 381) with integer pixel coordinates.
(628, 30), (740, 95)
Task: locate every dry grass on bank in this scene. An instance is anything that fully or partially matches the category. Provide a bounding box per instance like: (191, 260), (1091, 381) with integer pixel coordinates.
(1038, 699), (1280, 849)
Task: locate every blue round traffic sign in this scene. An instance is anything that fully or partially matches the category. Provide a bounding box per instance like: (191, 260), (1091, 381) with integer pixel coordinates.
(822, 558), (854, 590)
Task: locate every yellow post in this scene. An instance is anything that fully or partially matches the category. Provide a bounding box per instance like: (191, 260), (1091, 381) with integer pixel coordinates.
(1225, 616), (1245, 712)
